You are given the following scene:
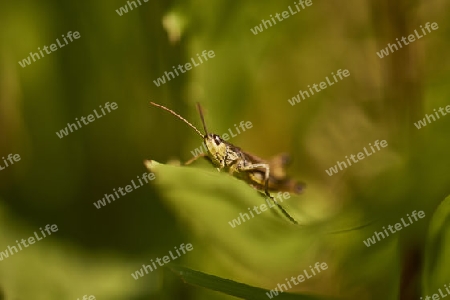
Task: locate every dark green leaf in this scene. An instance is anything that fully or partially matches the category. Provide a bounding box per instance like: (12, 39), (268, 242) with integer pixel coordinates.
(422, 195), (450, 296)
(168, 264), (337, 300)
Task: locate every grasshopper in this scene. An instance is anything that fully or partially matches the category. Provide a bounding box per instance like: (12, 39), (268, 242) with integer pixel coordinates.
(150, 102), (305, 224)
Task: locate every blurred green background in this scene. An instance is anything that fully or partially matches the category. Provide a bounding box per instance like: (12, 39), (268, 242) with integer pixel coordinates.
(1, 0), (450, 299)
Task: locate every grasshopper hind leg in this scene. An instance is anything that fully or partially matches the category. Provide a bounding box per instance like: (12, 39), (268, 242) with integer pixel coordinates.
(241, 163), (299, 225)
(260, 166), (299, 225)
(259, 191), (298, 225)
(270, 196), (299, 225)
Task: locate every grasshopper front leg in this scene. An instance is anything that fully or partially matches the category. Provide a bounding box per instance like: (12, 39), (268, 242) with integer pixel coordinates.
(184, 153), (208, 165)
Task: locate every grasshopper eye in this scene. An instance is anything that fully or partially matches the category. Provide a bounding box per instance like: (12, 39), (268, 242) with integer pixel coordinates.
(214, 135), (222, 146)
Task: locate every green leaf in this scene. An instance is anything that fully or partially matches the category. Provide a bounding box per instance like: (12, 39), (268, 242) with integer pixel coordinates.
(144, 159), (303, 226)
(422, 195), (450, 296)
(144, 160), (396, 299)
(145, 159), (320, 278)
(167, 264), (336, 300)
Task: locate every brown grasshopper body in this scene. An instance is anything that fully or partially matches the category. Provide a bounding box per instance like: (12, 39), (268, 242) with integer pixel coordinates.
(150, 102), (304, 223)
(197, 139), (304, 195)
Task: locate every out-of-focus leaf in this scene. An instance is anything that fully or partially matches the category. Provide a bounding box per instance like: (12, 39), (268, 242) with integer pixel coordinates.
(144, 159), (322, 287)
(144, 160), (400, 299)
(0, 202), (145, 300)
(422, 195), (450, 296)
(168, 264), (337, 300)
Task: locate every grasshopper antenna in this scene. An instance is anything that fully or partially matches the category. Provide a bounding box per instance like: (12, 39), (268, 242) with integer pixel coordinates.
(196, 102), (209, 136)
(150, 102), (204, 138)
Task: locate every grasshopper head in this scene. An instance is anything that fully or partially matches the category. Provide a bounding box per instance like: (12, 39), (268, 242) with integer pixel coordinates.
(204, 134), (227, 165)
